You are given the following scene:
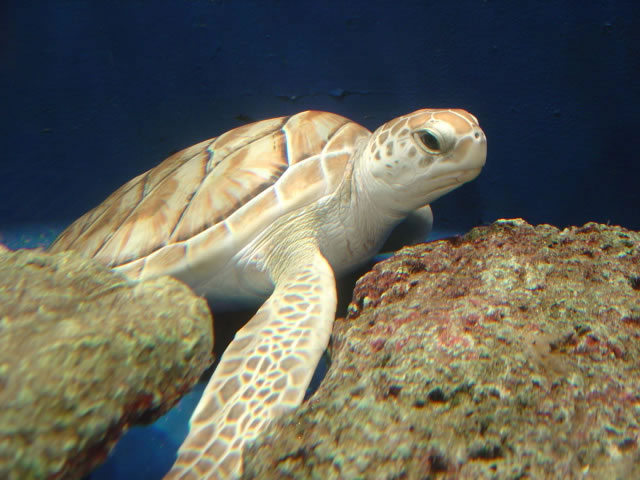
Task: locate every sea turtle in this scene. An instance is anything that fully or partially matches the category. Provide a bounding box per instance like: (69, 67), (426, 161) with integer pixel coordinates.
(48, 109), (486, 479)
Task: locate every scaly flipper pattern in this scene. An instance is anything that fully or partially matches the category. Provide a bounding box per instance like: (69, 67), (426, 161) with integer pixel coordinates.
(164, 249), (337, 479)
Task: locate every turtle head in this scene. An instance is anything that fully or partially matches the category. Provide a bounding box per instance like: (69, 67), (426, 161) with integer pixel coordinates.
(362, 108), (486, 215)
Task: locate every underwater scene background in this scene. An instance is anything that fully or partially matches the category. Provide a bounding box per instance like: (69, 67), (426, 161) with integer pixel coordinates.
(1, 1), (639, 479)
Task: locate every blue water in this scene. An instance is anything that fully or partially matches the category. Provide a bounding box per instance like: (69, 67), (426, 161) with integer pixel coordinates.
(3, 1), (638, 477)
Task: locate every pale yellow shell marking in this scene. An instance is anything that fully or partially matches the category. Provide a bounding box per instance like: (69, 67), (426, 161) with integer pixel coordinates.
(49, 112), (369, 283)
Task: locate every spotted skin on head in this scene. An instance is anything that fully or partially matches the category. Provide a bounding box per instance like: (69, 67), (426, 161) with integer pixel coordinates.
(369, 109), (482, 178)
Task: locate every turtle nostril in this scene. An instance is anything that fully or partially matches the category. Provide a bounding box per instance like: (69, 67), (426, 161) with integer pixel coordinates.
(474, 131), (480, 139)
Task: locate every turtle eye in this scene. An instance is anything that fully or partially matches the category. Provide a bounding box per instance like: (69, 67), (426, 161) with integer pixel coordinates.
(417, 130), (441, 152)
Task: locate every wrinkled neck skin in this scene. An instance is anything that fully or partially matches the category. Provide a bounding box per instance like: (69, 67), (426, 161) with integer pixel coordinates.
(317, 141), (411, 275)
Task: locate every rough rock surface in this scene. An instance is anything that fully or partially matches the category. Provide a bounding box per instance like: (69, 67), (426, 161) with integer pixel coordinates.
(0, 246), (214, 480)
(243, 219), (640, 479)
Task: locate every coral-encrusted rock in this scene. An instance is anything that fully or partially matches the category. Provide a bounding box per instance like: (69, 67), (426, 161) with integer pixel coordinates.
(0, 246), (214, 480)
(243, 219), (640, 479)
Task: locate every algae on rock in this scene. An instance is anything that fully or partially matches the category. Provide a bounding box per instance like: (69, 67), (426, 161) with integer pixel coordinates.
(0, 246), (214, 480)
(244, 219), (640, 480)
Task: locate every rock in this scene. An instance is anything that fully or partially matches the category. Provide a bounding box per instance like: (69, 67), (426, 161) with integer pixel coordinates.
(243, 219), (640, 479)
(0, 247), (214, 480)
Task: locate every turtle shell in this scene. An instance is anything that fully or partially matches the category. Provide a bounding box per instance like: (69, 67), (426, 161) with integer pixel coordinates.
(48, 111), (371, 281)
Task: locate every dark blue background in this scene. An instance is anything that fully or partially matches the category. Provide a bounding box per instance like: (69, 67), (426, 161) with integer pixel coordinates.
(1, 2), (639, 478)
(2, 1), (639, 235)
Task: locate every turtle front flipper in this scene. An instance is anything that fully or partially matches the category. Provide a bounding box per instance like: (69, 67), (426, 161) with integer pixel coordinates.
(380, 204), (434, 253)
(164, 249), (337, 480)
